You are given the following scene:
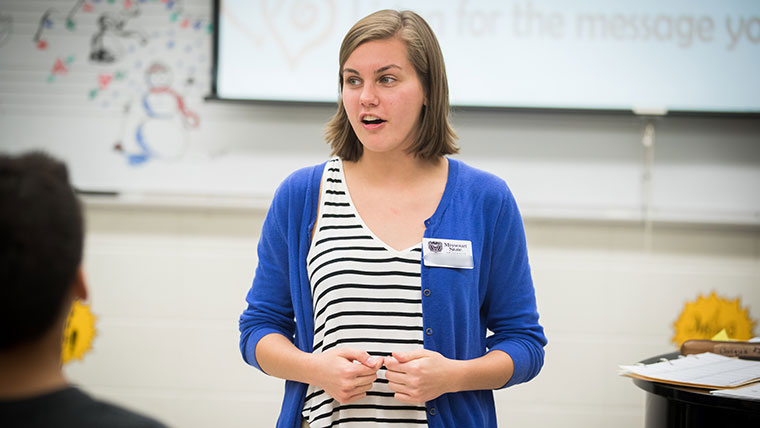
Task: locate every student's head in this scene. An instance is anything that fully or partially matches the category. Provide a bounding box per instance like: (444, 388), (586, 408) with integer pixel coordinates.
(0, 151), (85, 350)
(325, 9), (458, 161)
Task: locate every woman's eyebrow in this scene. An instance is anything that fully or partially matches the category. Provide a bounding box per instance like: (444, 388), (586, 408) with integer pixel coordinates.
(375, 64), (401, 74)
(342, 64), (402, 75)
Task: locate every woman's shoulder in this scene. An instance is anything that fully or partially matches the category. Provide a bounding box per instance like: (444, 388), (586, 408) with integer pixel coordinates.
(276, 160), (329, 194)
(446, 159), (525, 232)
(268, 160), (329, 215)
(449, 158), (513, 200)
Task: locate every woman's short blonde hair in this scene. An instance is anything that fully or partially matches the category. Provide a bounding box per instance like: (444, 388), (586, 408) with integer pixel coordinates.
(325, 9), (458, 161)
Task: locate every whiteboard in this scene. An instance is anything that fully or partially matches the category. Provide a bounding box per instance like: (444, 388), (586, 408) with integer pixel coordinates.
(214, 0), (760, 114)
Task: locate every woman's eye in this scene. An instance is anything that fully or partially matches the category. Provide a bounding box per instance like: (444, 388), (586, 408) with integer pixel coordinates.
(379, 76), (396, 85)
(345, 76), (361, 86)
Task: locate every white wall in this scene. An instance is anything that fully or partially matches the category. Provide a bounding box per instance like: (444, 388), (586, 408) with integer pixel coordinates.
(63, 204), (760, 428)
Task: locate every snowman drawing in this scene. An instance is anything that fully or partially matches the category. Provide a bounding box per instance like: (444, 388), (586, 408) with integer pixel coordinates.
(115, 62), (199, 165)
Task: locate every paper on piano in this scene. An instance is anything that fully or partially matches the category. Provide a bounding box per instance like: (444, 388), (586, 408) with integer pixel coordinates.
(710, 383), (760, 401)
(619, 352), (760, 389)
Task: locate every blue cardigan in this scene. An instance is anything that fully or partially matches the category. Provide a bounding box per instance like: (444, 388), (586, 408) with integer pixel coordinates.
(239, 158), (547, 428)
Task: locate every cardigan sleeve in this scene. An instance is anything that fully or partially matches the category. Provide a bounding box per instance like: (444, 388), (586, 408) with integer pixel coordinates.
(482, 189), (547, 388)
(238, 178), (297, 373)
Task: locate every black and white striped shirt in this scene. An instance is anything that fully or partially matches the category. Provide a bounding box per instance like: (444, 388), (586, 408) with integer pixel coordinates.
(302, 158), (428, 427)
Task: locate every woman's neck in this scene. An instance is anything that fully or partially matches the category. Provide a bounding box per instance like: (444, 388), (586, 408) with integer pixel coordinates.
(348, 150), (445, 188)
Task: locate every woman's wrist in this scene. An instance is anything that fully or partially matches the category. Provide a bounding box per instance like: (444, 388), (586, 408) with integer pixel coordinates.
(257, 333), (318, 385)
(447, 358), (468, 394)
(299, 351), (321, 386)
(448, 351), (514, 393)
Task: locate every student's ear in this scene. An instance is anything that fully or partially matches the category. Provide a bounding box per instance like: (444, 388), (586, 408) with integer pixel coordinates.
(72, 265), (89, 301)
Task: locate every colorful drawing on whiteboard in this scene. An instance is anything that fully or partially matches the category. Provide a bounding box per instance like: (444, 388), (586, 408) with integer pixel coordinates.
(113, 62), (200, 166)
(89, 4), (147, 63)
(32, 0), (87, 50)
(32, 0), (147, 60)
(88, 70), (126, 99)
(47, 55), (76, 83)
(0, 12), (12, 49)
(33, 9), (55, 50)
(25, 0), (211, 162)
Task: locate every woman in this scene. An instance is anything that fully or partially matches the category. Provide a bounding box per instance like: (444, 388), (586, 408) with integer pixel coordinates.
(239, 9), (546, 428)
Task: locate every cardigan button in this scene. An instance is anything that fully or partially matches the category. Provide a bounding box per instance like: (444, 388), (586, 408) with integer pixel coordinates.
(425, 328), (433, 336)
(428, 407), (437, 416)
(423, 289), (431, 297)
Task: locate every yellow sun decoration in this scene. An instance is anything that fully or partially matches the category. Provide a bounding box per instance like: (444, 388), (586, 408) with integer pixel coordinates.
(61, 300), (97, 364)
(672, 291), (755, 347)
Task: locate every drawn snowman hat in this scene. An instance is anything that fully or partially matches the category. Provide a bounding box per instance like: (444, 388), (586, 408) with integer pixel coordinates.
(144, 62), (172, 87)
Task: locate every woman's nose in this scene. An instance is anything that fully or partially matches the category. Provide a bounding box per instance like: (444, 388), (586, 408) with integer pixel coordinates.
(360, 83), (378, 107)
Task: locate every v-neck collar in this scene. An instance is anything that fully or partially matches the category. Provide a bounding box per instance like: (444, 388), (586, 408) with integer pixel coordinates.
(335, 157), (458, 253)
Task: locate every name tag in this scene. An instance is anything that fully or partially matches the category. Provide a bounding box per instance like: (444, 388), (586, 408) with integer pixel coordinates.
(422, 238), (474, 269)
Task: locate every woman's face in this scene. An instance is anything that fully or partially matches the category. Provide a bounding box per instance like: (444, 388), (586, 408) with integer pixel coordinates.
(341, 37), (426, 157)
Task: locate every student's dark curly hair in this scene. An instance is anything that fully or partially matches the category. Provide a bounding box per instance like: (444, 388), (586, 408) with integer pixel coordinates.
(0, 151), (84, 349)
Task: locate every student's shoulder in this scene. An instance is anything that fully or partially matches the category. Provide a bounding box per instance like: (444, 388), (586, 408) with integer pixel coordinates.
(85, 400), (169, 428)
(2, 387), (169, 428)
(72, 388), (168, 428)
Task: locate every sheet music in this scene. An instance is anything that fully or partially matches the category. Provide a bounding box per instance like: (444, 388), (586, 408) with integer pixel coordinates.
(711, 383), (760, 401)
(619, 352), (760, 388)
